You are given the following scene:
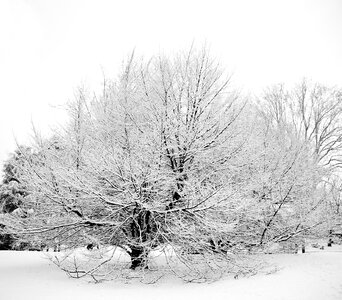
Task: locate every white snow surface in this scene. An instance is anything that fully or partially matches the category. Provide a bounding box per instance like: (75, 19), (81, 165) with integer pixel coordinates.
(1, 245), (342, 300)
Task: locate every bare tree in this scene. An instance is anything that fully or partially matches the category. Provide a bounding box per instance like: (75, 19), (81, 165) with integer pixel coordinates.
(239, 113), (325, 253)
(257, 80), (341, 248)
(324, 176), (342, 231)
(3, 48), (257, 281)
(3, 51), (329, 282)
(260, 79), (342, 170)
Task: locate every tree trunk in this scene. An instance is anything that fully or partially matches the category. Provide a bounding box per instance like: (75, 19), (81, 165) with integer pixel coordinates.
(301, 245), (305, 253)
(130, 246), (148, 270)
(129, 206), (151, 270)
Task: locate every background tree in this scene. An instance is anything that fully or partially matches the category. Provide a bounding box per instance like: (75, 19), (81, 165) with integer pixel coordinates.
(232, 110), (325, 253)
(323, 176), (342, 234)
(0, 147), (31, 213)
(260, 79), (342, 170)
(0, 147), (32, 250)
(258, 80), (341, 244)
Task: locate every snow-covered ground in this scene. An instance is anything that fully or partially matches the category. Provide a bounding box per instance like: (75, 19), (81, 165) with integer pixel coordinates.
(1, 245), (342, 300)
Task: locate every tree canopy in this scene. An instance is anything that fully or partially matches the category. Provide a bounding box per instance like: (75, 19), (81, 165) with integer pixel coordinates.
(1, 48), (339, 282)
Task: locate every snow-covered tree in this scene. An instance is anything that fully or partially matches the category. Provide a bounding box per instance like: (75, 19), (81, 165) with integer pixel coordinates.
(2, 49), (328, 281)
(0, 147), (32, 213)
(257, 81), (338, 246)
(3, 49), (254, 279)
(0, 147), (34, 250)
(259, 80), (342, 170)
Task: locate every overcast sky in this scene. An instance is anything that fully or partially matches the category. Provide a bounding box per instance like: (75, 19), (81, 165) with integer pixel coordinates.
(0, 0), (342, 171)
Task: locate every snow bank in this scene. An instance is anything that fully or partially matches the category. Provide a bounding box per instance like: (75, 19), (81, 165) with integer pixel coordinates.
(0, 245), (342, 300)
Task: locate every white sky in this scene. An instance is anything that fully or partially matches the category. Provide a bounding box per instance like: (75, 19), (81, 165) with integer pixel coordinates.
(0, 0), (342, 170)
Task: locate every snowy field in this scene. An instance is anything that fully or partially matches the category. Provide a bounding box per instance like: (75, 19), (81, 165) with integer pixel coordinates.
(1, 245), (342, 300)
